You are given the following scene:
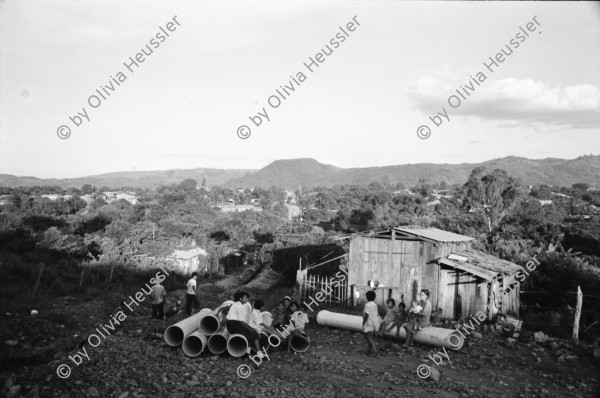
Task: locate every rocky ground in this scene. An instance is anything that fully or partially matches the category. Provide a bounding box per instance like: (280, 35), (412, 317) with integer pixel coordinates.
(1, 278), (599, 398)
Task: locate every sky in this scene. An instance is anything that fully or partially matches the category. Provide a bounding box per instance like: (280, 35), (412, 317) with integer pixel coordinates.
(0, 0), (599, 178)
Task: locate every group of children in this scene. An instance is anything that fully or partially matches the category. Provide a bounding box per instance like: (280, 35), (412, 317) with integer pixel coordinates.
(217, 292), (310, 355)
(362, 290), (429, 355)
(378, 295), (424, 337)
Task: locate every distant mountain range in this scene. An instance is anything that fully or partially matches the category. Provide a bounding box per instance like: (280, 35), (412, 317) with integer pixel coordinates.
(1, 155), (599, 190)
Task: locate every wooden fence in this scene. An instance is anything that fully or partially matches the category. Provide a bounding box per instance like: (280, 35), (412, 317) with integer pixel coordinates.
(296, 270), (349, 308)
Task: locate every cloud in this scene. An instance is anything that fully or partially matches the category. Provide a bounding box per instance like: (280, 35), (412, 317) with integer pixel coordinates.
(409, 74), (600, 128)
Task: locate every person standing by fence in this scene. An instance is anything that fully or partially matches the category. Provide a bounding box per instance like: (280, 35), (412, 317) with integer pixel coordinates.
(185, 272), (200, 315)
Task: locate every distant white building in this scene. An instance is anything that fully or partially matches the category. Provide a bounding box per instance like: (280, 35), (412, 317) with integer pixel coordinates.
(0, 195), (13, 206)
(165, 247), (208, 275)
(393, 189), (415, 197)
(101, 191), (138, 204)
(216, 204), (262, 213)
(551, 192), (572, 198)
(538, 200), (553, 206)
(41, 194), (73, 201)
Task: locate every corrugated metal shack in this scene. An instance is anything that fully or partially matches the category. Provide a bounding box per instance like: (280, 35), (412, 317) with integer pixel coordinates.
(333, 227), (522, 320)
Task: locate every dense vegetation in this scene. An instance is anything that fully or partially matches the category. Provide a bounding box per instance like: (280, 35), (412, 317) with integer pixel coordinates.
(1, 168), (599, 338)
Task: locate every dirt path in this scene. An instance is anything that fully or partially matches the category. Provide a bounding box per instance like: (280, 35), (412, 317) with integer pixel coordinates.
(1, 273), (598, 398)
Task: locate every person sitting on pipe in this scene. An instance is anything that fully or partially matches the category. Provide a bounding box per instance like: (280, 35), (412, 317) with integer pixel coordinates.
(249, 299), (277, 335)
(226, 291), (261, 355)
(287, 302), (309, 353)
(214, 303), (231, 326)
(271, 301), (289, 329)
(402, 289), (432, 348)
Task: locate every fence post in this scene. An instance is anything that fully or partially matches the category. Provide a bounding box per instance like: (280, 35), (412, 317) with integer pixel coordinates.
(572, 285), (582, 345)
(32, 262), (45, 296)
(78, 268), (85, 294)
(109, 264), (115, 284)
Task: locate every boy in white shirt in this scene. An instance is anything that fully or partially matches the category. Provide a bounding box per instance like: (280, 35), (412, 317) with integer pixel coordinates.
(249, 299), (276, 335)
(185, 273), (200, 315)
(287, 302), (309, 352)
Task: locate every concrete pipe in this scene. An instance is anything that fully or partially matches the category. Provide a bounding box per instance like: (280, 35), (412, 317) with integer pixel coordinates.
(164, 308), (212, 347)
(199, 314), (221, 336)
(182, 331), (208, 357)
(200, 300), (234, 336)
(290, 334), (310, 353)
(227, 333), (248, 357)
(316, 310), (464, 351)
(207, 329), (229, 355)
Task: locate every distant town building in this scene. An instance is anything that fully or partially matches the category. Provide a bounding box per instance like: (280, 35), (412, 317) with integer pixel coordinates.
(393, 189), (416, 197)
(165, 247), (208, 275)
(100, 191), (139, 205)
(41, 194), (73, 201)
(216, 204), (262, 213)
(0, 195), (14, 206)
(551, 192), (572, 198)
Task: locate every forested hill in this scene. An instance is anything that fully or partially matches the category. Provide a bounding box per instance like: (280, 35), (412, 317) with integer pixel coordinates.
(1, 155), (599, 189)
(222, 155), (600, 188)
(0, 167), (252, 189)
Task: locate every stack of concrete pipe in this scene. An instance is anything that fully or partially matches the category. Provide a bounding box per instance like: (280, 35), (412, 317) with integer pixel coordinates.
(164, 301), (311, 358)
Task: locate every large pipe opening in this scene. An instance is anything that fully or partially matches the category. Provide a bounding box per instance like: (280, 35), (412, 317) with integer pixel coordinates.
(208, 330), (229, 355)
(290, 334), (310, 353)
(199, 314), (220, 336)
(182, 331), (207, 357)
(163, 308), (212, 347)
(227, 334), (248, 358)
(164, 325), (184, 347)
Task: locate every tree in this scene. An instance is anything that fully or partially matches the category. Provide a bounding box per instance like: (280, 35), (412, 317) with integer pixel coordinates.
(178, 179), (198, 192)
(572, 183), (590, 191)
(368, 181), (384, 191)
(415, 178), (433, 197)
(81, 184), (94, 195)
(461, 167), (523, 233)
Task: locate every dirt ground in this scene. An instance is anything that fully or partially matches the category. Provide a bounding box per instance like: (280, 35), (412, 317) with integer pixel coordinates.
(1, 280), (599, 398)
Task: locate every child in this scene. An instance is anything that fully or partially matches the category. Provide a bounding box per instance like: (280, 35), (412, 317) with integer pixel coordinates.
(287, 302), (309, 353)
(165, 300), (182, 318)
(362, 290), (380, 355)
(282, 296), (292, 320)
(386, 302), (407, 337)
(214, 303), (231, 327)
(249, 299), (277, 335)
(378, 298), (398, 337)
(271, 302), (288, 329)
(408, 300), (423, 331)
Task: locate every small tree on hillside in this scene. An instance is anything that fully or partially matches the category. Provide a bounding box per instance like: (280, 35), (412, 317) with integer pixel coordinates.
(461, 167), (524, 234)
